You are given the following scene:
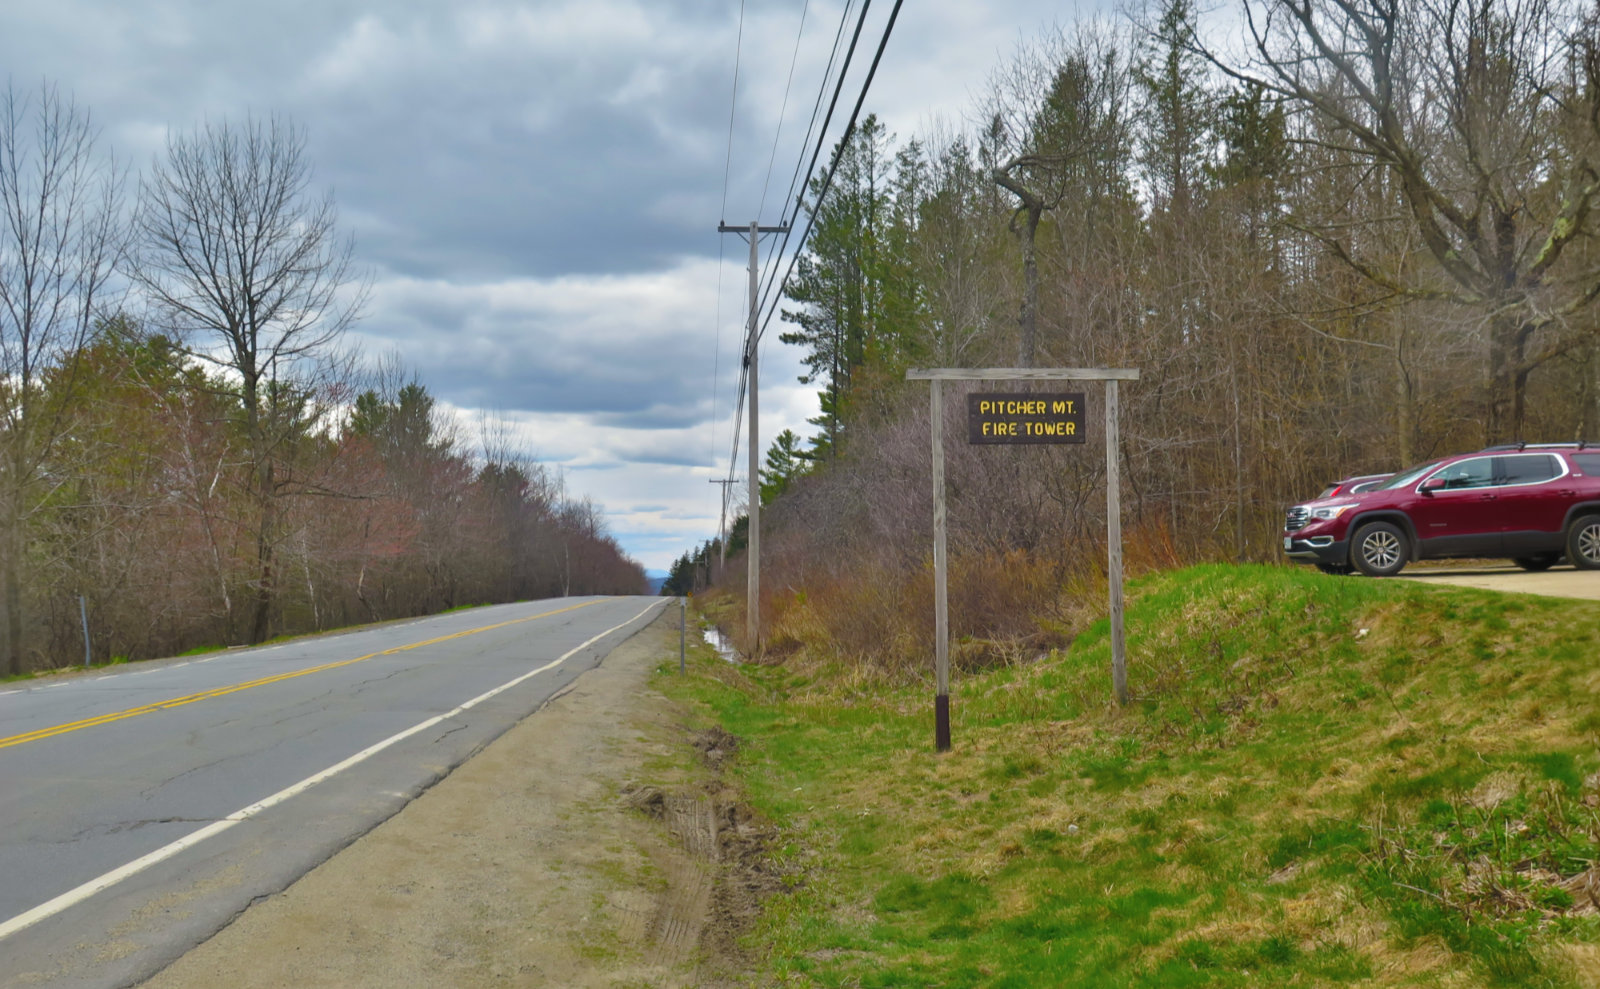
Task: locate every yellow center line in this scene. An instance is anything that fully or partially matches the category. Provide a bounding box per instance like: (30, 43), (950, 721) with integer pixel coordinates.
(0, 599), (604, 751)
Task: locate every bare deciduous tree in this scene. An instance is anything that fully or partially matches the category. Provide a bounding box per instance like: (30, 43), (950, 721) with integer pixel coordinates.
(0, 82), (125, 674)
(985, 29), (1134, 366)
(132, 114), (367, 643)
(1211, 0), (1600, 441)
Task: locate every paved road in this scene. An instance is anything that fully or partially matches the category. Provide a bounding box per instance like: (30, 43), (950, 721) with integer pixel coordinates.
(0, 596), (666, 989)
(1398, 563), (1600, 600)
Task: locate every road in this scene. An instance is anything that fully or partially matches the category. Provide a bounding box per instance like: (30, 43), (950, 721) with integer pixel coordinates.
(0, 595), (666, 989)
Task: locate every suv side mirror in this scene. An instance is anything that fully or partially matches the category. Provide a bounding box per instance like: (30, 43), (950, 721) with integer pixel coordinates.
(1420, 477), (1446, 496)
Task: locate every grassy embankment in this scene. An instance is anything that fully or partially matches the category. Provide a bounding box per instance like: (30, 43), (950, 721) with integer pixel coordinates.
(666, 564), (1600, 987)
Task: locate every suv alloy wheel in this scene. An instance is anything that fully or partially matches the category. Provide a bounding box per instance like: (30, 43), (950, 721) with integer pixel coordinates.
(1351, 521), (1409, 576)
(1568, 514), (1600, 570)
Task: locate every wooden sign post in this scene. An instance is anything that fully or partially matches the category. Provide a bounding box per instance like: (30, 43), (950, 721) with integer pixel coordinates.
(906, 368), (1140, 752)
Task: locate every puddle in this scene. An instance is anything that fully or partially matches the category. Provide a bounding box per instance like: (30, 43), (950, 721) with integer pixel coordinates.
(700, 625), (741, 664)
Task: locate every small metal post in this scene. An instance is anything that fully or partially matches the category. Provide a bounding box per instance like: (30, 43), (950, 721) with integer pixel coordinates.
(79, 595), (91, 668)
(679, 597), (687, 675)
(931, 378), (951, 752)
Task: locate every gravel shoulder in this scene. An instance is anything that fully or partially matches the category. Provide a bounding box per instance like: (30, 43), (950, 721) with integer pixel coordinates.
(138, 611), (740, 989)
(1397, 563), (1600, 600)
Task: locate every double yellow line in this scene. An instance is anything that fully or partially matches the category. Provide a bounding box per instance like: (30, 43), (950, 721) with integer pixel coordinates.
(0, 599), (602, 751)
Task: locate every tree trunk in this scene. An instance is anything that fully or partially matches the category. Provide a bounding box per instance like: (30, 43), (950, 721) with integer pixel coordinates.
(1583, 343), (1600, 441)
(0, 502), (17, 676)
(1486, 318), (1515, 444)
(1486, 315), (1535, 444)
(5, 518), (21, 671)
(1395, 331), (1414, 466)
(249, 459), (275, 644)
(1017, 205), (1042, 368)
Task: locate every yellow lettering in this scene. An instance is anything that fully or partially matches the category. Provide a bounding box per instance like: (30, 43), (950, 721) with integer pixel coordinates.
(1065, 421), (1076, 435)
(1052, 400), (1065, 414)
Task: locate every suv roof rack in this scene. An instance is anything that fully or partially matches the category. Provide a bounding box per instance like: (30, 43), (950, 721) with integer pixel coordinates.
(1480, 441), (1582, 452)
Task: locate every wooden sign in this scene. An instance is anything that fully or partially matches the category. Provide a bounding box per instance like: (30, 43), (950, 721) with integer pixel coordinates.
(909, 367), (1140, 750)
(967, 392), (1085, 444)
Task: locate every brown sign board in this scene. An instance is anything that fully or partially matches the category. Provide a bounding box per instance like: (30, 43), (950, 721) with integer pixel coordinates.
(967, 392), (1086, 444)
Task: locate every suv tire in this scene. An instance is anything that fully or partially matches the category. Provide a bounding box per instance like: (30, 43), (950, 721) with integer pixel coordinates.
(1513, 553), (1561, 572)
(1351, 521), (1409, 576)
(1567, 514), (1600, 570)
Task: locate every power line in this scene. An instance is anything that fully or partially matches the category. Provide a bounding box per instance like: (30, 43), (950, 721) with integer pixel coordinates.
(711, 0), (748, 501)
(755, 0), (907, 346)
(718, 0), (747, 223)
(719, 0), (904, 490)
(756, 0), (812, 223)
(752, 0), (877, 328)
(723, 0), (855, 488)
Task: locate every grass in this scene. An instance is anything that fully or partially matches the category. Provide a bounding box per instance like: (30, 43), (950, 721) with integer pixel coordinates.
(664, 564), (1600, 987)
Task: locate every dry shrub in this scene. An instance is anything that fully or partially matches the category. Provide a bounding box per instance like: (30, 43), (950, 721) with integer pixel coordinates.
(723, 505), (1188, 680)
(755, 549), (1097, 679)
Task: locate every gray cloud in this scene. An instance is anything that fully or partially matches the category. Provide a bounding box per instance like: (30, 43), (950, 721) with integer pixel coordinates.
(0, 0), (1086, 568)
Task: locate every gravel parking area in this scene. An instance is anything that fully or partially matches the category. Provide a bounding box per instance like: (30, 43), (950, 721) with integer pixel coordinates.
(1398, 564), (1600, 600)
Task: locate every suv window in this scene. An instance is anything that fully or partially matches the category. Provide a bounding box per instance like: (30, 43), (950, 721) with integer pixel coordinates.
(1430, 457), (1495, 489)
(1378, 461), (1442, 490)
(1573, 452), (1600, 475)
(1498, 453), (1560, 484)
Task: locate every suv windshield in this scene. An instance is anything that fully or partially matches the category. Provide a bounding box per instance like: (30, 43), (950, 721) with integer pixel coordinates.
(1376, 461), (1441, 491)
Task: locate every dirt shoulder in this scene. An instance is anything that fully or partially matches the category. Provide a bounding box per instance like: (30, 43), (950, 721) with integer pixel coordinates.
(1398, 562), (1600, 600)
(140, 612), (748, 989)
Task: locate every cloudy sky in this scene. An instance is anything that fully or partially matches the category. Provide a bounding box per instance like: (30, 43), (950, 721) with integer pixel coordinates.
(2, 0), (1094, 572)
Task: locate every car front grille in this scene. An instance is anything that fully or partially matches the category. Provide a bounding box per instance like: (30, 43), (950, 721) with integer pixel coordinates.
(1285, 506), (1309, 532)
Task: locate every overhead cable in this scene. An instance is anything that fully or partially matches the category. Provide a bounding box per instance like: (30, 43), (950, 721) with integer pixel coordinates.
(756, 0), (906, 345)
(752, 0), (876, 325)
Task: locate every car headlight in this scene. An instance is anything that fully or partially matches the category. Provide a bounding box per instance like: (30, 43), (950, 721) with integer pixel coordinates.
(1309, 503), (1358, 521)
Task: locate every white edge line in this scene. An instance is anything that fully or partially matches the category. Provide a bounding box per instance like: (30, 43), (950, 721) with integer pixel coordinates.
(0, 600), (664, 942)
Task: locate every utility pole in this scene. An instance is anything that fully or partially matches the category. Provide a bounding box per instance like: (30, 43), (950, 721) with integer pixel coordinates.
(717, 219), (787, 651)
(708, 477), (736, 572)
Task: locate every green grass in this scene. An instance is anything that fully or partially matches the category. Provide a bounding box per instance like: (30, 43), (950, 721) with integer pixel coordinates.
(665, 564), (1600, 987)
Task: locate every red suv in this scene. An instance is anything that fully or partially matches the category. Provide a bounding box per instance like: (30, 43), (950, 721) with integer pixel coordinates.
(1283, 445), (1600, 576)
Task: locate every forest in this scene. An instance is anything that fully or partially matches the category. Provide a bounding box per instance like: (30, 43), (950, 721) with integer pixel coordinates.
(0, 92), (645, 675)
(674, 0), (1600, 668)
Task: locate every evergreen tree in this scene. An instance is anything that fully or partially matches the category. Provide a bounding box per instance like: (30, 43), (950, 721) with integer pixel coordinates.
(781, 116), (898, 458)
(1134, 0), (1215, 216)
(760, 429), (811, 504)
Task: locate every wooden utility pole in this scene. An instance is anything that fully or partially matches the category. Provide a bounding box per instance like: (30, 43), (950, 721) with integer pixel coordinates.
(717, 220), (787, 651)
(708, 477), (736, 571)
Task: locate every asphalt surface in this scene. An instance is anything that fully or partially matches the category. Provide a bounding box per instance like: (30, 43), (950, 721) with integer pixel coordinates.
(0, 595), (667, 989)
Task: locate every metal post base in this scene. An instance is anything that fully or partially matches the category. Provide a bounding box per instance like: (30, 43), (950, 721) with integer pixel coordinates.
(935, 693), (951, 752)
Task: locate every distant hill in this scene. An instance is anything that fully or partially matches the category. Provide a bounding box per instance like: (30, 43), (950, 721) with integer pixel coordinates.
(645, 570), (668, 595)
